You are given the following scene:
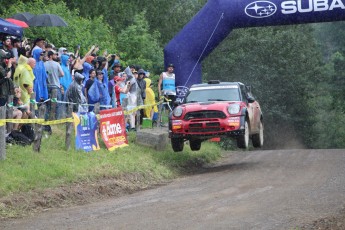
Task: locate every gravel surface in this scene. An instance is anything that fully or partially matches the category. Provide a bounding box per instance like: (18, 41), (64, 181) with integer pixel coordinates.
(1, 149), (345, 230)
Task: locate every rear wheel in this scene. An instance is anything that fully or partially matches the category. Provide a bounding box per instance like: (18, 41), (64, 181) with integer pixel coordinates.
(237, 120), (249, 149)
(190, 139), (201, 151)
(252, 121), (264, 148)
(171, 137), (184, 152)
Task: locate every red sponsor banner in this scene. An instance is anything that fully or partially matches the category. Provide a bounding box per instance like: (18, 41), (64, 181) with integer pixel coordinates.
(100, 108), (128, 151)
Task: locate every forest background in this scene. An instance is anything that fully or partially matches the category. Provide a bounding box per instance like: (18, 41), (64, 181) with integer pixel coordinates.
(1, 0), (345, 149)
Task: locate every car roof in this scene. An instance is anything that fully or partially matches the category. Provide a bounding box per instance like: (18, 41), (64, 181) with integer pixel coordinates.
(190, 81), (244, 89)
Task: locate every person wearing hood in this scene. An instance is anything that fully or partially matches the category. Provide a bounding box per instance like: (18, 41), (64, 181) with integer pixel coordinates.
(13, 55), (36, 108)
(65, 72), (87, 112)
(32, 48), (48, 103)
(143, 77), (158, 119)
(60, 54), (72, 92)
(87, 70), (111, 111)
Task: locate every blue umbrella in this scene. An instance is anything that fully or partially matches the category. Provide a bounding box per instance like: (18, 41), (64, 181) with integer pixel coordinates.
(0, 18), (23, 37)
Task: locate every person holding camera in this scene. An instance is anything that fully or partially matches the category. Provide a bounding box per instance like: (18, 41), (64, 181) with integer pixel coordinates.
(0, 49), (15, 106)
(113, 74), (130, 108)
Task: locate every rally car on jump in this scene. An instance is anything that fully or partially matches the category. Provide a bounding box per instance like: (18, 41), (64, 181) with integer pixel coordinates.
(168, 80), (264, 152)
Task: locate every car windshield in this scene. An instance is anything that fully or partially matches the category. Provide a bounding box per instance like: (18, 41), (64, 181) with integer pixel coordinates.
(185, 87), (241, 103)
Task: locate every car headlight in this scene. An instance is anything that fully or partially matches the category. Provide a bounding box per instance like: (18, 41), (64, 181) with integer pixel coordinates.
(228, 104), (240, 114)
(173, 107), (183, 117)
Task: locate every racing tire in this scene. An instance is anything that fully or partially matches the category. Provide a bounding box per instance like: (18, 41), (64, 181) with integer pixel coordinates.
(237, 120), (249, 149)
(252, 121), (264, 148)
(171, 137), (184, 152)
(190, 139), (201, 151)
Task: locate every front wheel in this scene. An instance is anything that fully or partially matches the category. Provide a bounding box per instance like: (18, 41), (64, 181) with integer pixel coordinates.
(252, 121), (264, 148)
(190, 139), (201, 151)
(237, 120), (249, 149)
(171, 137), (184, 152)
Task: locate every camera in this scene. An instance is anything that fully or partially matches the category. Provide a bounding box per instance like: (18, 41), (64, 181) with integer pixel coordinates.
(0, 50), (13, 60)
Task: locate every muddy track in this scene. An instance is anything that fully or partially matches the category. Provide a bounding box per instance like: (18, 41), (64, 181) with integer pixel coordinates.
(1, 149), (345, 230)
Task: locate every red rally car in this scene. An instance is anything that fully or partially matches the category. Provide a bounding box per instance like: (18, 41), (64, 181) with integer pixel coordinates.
(169, 80), (264, 152)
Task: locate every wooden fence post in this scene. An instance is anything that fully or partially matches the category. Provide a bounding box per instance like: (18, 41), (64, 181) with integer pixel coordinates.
(6, 95), (13, 133)
(29, 93), (36, 119)
(65, 104), (73, 151)
(33, 104), (46, 152)
(0, 106), (6, 160)
(49, 88), (58, 121)
(136, 110), (141, 131)
(94, 103), (100, 114)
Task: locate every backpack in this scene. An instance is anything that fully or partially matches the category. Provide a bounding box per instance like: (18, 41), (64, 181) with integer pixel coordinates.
(7, 130), (32, 146)
(21, 124), (35, 142)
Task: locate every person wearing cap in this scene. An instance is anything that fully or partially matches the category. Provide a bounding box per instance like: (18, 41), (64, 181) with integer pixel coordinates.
(58, 47), (68, 57)
(0, 49), (16, 106)
(11, 38), (21, 62)
(158, 63), (176, 107)
(31, 38), (45, 56)
(1, 36), (14, 58)
(44, 50), (64, 119)
(64, 72), (87, 112)
(109, 62), (122, 81)
(113, 74), (130, 108)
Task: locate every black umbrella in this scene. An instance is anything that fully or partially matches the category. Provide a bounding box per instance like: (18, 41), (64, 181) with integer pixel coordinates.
(10, 12), (35, 23)
(28, 14), (68, 27)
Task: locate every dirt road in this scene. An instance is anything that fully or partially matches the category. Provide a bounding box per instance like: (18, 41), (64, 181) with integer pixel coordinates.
(1, 149), (345, 230)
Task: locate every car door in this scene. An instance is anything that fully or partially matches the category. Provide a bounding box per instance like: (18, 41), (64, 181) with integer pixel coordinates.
(243, 85), (260, 133)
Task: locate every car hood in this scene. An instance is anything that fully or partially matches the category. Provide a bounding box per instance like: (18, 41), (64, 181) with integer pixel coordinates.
(180, 101), (239, 113)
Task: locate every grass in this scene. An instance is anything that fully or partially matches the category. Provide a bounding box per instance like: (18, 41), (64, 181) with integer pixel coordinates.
(0, 124), (222, 198)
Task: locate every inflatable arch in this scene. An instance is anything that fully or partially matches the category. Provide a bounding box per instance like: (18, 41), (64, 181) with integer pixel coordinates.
(165, 0), (345, 102)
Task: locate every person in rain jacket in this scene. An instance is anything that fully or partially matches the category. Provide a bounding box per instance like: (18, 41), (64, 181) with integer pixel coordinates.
(87, 70), (111, 111)
(60, 54), (72, 92)
(64, 72), (87, 112)
(13, 55), (35, 108)
(143, 77), (158, 119)
(32, 48), (48, 102)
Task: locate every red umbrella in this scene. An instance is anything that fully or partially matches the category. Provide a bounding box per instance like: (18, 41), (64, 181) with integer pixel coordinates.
(5, 18), (29, 28)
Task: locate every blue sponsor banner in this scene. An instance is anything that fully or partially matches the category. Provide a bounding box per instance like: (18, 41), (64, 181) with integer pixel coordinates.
(72, 112), (100, 152)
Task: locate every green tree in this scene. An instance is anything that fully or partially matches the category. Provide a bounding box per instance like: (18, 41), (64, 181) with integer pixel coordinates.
(117, 11), (163, 73)
(64, 0), (207, 45)
(2, 0), (117, 54)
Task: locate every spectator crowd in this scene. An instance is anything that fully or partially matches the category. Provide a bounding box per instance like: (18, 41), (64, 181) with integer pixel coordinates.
(0, 35), (177, 133)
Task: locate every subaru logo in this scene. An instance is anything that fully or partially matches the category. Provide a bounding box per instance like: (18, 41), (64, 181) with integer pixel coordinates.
(176, 86), (189, 97)
(245, 1), (277, 18)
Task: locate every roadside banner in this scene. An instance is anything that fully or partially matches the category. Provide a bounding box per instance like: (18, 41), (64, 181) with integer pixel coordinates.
(72, 112), (100, 152)
(100, 108), (128, 151)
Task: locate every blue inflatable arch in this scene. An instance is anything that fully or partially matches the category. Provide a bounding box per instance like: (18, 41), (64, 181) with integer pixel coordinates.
(165, 0), (345, 101)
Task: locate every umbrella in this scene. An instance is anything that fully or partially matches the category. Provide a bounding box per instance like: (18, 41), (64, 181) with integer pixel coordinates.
(10, 12), (34, 23)
(28, 14), (68, 27)
(0, 18), (23, 37)
(6, 18), (29, 28)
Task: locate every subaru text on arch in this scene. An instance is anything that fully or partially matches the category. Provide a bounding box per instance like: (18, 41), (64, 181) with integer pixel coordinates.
(169, 80), (264, 152)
